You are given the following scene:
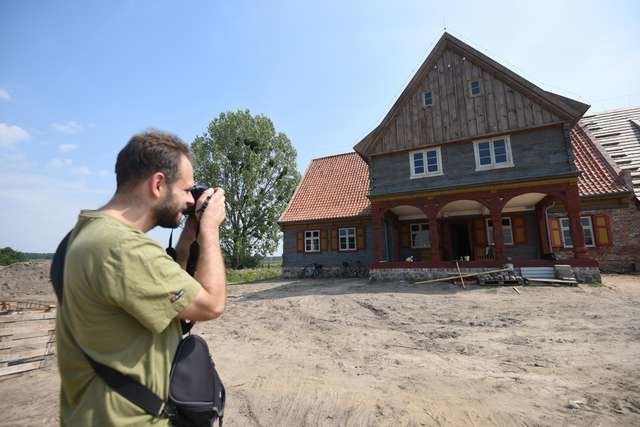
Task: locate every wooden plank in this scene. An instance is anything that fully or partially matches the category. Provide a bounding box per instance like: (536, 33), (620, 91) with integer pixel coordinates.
(493, 78), (509, 131)
(504, 84), (517, 129)
(452, 51), (467, 140)
(482, 69), (497, 134)
(431, 63), (443, 143)
(0, 360), (43, 377)
(414, 268), (513, 284)
(0, 327), (55, 341)
(462, 56), (476, 136)
(527, 278), (578, 285)
(0, 319), (55, 334)
(437, 55), (449, 141)
(472, 63), (486, 134)
(514, 91), (526, 128)
(0, 335), (54, 350)
(443, 50), (457, 140)
(0, 312), (56, 323)
(522, 95), (534, 124)
(0, 348), (53, 364)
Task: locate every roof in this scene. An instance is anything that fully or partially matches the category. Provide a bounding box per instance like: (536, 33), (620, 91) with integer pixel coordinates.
(580, 106), (640, 200)
(354, 32), (590, 158)
(278, 153), (371, 224)
(281, 127), (631, 224)
(570, 124), (630, 198)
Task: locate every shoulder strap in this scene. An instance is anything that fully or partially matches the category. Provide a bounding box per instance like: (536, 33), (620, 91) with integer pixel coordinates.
(50, 230), (166, 417)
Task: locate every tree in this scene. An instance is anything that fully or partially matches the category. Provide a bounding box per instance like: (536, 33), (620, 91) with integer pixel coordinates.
(192, 110), (300, 269)
(0, 247), (27, 266)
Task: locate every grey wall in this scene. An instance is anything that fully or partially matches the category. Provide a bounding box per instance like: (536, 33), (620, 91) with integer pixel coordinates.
(370, 126), (573, 196)
(504, 211), (540, 260)
(282, 226), (375, 267)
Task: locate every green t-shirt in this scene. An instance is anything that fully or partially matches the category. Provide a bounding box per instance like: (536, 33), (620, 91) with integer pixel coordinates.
(56, 210), (201, 426)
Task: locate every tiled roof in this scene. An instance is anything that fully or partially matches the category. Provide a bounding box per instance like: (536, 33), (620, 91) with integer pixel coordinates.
(580, 106), (640, 200)
(278, 153), (370, 224)
(571, 124), (631, 197)
(280, 128), (631, 223)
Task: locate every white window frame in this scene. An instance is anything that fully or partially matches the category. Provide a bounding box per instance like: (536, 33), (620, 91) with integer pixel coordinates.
(486, 217), (514, 246)
(338, 227), (357, 251)
(410, 223), (431, 248)
(469, 80), (482, 97)
(422, 91), (434, 107)
(304, 230), (320, 253)
(409, 147), (443, 178)
(473, 136), (514, 171)
(559, 216), (596, 248)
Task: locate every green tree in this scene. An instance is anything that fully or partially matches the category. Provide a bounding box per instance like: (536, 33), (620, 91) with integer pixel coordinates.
(0, 247), (27, 266)
(192, 110), (300, 269)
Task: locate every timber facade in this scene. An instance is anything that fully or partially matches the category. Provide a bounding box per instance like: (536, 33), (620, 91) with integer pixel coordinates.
(279, 33), (639, 280)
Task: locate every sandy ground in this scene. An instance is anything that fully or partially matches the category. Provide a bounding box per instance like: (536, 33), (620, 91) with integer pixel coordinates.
(1, 261), (639, 426)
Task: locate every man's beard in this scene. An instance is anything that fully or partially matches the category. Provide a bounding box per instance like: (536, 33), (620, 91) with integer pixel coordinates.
(154, 193), (184, 229)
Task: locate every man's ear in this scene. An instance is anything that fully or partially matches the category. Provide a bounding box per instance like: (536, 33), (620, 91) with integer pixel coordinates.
(148, 172), (167, 199)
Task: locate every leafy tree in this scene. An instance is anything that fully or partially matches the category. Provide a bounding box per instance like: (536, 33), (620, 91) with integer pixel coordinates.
(192, 110), (300, 269)
(0, 247), (27, 266)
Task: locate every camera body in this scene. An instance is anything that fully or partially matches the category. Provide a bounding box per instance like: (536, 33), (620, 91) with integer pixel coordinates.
(188, 184), (209, 215)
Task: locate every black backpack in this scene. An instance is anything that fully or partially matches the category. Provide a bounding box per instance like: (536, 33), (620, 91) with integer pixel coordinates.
(51, 230), (225, 427)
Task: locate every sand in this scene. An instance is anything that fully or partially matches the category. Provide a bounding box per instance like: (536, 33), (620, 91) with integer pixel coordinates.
(1, 261), (639, 426)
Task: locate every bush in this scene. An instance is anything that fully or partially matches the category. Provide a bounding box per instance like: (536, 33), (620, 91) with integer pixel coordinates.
(227, 267), (281, 284)
(0, 247), (27, 266)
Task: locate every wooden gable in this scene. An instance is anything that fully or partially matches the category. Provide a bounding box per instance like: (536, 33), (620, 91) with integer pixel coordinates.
(355, 33), (590, 157)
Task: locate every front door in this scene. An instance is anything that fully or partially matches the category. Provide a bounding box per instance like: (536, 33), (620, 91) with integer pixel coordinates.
(451, 222), (471, 260)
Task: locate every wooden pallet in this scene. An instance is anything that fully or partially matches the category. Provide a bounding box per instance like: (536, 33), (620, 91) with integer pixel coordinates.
(0, 304), (56, 377)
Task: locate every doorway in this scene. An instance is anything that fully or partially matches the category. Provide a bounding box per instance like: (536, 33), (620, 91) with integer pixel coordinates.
(450, 223), (471, 260)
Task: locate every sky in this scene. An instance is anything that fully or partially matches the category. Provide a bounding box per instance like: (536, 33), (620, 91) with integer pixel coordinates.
(1, 0), (639, 253)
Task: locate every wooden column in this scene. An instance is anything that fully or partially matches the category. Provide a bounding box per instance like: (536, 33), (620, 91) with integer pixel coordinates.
(566, 188), (588, 259)
(372, 206), (384, 263)
(490, 210), (505, 262)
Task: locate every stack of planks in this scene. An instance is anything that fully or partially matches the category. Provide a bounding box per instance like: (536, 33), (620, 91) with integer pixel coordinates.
(0, 301), (56, 377)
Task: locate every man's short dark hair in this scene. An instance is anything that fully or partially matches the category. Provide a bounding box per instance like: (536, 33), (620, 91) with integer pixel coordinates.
(115, 130), (192, 191)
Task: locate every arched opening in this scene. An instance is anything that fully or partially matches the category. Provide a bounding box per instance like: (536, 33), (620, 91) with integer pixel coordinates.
(381, 205), (426, 261)
(437, 199), (489, 261)
(500, 193), (548, 260)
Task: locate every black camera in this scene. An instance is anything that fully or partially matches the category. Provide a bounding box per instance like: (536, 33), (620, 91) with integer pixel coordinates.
(187, 183), (209, 215)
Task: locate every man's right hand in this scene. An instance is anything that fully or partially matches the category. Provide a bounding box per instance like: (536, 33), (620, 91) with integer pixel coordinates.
(195, 188), (226, 240)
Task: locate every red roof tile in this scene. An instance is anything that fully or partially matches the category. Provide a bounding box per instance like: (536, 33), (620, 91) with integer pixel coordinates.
(570, 125), (630, 197)
(280, 128), (631, 224)
(278, 153), (370, 224)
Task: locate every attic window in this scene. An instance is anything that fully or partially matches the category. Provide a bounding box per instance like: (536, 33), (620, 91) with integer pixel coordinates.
(469, 80), (482, 96)
(423, 91), (433, 107)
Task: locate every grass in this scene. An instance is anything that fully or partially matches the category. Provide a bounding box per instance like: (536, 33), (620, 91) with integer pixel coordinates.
(227, 267), (281, 284)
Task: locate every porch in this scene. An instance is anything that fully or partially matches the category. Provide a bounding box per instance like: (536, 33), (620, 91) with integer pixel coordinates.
(370, 180), (599, 272)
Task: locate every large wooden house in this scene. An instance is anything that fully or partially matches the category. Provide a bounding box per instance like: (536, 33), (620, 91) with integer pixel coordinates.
(279, 33), (639, 281)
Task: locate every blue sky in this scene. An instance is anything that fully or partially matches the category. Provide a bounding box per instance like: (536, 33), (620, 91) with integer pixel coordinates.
(1, 0), (639, 253)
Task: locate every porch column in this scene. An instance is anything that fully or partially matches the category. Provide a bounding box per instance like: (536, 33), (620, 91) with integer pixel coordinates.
(489, 205), (506, 262)
(424, 204), (441, 262)
(566, 188), (588, 259)
(372, 207), (384, 263)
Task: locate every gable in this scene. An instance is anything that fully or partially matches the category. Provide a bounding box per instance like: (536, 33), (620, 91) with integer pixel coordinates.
(355, 33), (590, 158)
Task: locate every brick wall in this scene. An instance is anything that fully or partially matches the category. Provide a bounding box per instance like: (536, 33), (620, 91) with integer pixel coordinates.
(550, 203), (640, 272)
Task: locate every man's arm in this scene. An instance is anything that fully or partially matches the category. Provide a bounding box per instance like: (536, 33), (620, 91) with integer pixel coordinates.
(177, 188), (227, 321)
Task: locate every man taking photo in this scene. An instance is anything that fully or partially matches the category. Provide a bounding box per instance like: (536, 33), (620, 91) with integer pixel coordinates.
(55, 130), (226, 425)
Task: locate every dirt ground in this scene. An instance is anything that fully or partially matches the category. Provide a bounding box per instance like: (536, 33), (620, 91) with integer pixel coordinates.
(1, 261), (639, 426)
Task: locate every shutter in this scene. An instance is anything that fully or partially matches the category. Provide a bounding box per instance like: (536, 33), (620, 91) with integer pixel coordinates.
(513, 216), (527, 244)
(331, 229), (338, 251)
(356, 227), (366, 250)
(401, 224), (410, 247)
(550, 218), (562, 248)
(320, 230), (328, 252)
(473, 218), (486, 246)
(593, 214), (612, 246)
(296, 231), (304, 252)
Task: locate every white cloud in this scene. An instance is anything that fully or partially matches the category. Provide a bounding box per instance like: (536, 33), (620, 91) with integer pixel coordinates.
(0, 88), (10, 101)
(58, 143), (78, 153)
(52, 121), (83, 134)
(48, 158), (73, 168)
(0, 123), (30, 147)
(72, 166), (90, 176)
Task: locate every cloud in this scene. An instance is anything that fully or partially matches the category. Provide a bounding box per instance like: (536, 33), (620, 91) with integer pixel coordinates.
(0, 88), (9, 101)
(58, 143), (78, 153)
(0, 123), (30, 147)
(48, 158), (73, 168)
(72, 166), (90, 176)
(52, 121), (83, 135)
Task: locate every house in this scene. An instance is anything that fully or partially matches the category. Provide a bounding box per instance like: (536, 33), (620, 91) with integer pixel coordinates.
(279, 33), (640, 281)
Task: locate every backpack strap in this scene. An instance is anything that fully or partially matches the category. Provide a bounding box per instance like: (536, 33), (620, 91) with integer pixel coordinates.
(50, 230), (166, 418)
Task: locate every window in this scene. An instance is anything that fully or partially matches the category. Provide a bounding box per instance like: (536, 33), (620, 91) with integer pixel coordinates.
(304, 230), (320, 252)
(474, 136), (514, 170)
(469, 80), (482, 96)
(486, 217), (514, 245)
(339, 227), (356, 251)
(410, 223), (431, 248)
(559, 217), (596, 248)
(410, 147), (443, 178)
(423, 91), (433, 107)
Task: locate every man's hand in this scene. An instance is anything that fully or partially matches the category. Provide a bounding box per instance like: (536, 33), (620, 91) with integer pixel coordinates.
(195, 187), (226, 242)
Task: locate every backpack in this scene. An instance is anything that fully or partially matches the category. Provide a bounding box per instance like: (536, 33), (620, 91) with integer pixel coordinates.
(51, 230), (226, 427)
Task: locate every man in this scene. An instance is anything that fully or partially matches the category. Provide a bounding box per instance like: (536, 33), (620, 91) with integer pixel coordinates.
(56, 130), (226, 426)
